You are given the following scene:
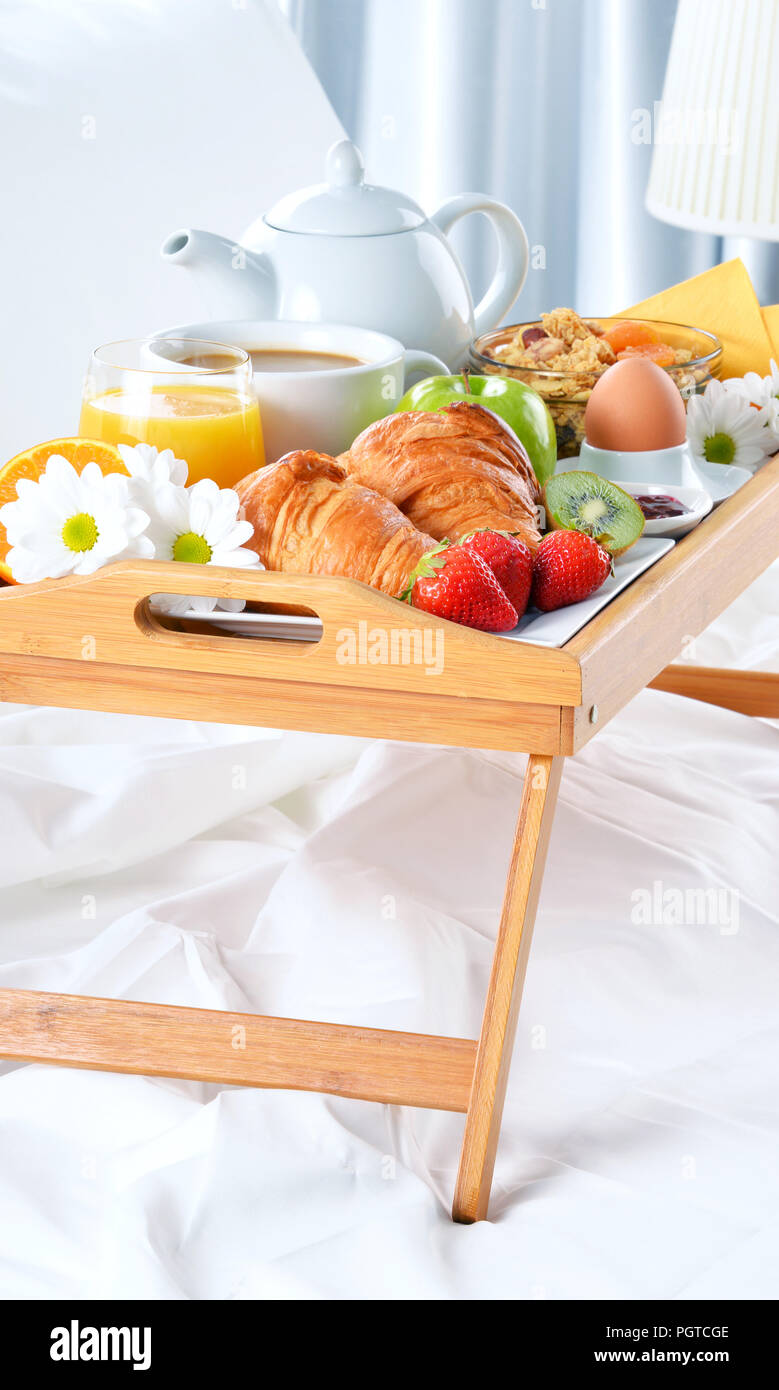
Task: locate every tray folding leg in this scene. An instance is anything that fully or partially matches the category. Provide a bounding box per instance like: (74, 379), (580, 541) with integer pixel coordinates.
(453, 752), (563, 1222)
(0, 748), (563, 1223)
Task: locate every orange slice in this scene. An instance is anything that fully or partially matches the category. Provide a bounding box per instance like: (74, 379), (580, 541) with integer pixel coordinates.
(0, 437), (127, 583)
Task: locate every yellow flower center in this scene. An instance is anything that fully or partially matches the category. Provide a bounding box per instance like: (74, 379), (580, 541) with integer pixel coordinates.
(173, 531), (212, 564)
(703, 432), (736, 465)
(62, 512), (99, 552)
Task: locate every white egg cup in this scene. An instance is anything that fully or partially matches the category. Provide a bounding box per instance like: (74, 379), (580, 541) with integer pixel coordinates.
(577, 439), (699, 487)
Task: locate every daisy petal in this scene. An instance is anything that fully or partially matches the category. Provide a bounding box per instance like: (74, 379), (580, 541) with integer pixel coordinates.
(153, 484), (192, 534)
(211, 545), (263, 569)
(123, 535), (156, 560)
(122, 506), (151, 540)
(221, 519), (255, 549)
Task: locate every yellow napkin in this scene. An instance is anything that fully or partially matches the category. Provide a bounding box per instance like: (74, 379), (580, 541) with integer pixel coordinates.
(761, 304), (779, 363)
(620, 258), (774, 379)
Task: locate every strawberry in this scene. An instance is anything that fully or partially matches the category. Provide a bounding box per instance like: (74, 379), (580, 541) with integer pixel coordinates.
(531, 530), (611, 612)
(459, 530), (533, 618)
(403, 542), (518, 632)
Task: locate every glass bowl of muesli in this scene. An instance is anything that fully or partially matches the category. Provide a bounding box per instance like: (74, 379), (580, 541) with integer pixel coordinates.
(469, 309), (722, 458)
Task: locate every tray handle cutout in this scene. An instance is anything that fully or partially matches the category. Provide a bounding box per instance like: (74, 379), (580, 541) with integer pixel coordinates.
(130, 565), (324, 652)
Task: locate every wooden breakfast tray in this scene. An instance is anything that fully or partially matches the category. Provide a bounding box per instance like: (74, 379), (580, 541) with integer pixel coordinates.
(0, 455), (777, 1223)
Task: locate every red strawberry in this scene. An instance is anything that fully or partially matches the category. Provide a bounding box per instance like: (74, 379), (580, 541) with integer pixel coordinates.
(404, 542), (518, 632)
(459, 530), (533, 618)
(531, 530), (611, 612)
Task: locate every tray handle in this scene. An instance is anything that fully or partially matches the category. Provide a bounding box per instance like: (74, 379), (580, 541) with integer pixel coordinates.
(0, 558), (585, 706)
(46, 559), (444, 648)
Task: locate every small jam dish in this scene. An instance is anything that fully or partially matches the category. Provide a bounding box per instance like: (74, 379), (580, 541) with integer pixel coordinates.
(616, 482), (713, 538)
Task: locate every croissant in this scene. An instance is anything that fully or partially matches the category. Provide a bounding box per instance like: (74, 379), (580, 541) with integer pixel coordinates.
(235, 450), (436, 598)
(339, 402), (542, 549)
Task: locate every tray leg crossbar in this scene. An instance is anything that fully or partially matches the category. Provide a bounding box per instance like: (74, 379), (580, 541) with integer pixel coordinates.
(0, 992), (477, 1113)
(0, 752), (562, 1221)
(649, 664), (779, 718)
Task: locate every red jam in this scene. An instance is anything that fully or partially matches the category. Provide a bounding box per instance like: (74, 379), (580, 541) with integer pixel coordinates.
(634, 493), (689, 520)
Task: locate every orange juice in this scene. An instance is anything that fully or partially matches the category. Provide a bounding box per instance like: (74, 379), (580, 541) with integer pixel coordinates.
(79, 385), (264, 488)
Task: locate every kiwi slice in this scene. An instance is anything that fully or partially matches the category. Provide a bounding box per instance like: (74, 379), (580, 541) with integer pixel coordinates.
(542, 471), (645, 556)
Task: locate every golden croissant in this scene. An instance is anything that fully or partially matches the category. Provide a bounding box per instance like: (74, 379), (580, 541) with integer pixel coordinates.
(339, 402), (542, 550)
(235, 450), (436, 597)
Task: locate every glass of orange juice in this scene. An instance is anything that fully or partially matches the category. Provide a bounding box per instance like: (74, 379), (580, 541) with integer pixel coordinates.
(79, 338), (265, 488)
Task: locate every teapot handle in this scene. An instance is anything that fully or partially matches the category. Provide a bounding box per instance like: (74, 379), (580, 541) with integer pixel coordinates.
(430, 195), (529, 338)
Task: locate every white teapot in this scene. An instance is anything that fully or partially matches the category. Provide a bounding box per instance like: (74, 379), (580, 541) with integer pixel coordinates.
(161, 140), (529, 368)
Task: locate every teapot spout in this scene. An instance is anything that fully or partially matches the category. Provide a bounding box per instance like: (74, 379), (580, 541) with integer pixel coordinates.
(160, 228), (276, 320)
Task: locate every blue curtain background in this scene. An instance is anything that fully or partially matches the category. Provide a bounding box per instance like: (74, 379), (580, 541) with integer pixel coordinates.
(279, 0), (779, 317)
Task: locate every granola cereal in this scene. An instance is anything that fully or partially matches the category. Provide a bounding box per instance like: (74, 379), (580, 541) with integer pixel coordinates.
(495, 308), (693, 376)
(470, 311), (716, 457)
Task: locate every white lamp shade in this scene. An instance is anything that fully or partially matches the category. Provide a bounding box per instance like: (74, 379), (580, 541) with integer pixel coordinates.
(647, 0), (779, 239)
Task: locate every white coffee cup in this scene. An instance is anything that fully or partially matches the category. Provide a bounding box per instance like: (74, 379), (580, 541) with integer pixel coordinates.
(156, 320), (448, 463)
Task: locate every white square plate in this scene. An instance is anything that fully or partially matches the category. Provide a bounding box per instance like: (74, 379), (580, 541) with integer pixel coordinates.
(170, 537), (674, 651)
(499, 536), (675, 647)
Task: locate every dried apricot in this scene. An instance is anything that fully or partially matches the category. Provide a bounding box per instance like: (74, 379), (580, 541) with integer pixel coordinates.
(602, 320), (660, 354)
(617, 342), (676, 367)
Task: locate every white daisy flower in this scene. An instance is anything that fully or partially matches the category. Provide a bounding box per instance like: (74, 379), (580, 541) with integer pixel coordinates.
(757, 396), (779, 454)
(686, 380), (771, 473)
(723, 359), (779, 410)
(118, 442), (188, 510)
(118, 441), (188, 487)
(0, 454), (152, 583)
(144, 478), (262, 616)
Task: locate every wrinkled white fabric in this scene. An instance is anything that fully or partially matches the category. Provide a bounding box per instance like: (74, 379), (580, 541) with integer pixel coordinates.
(0, 569), (777, 1300)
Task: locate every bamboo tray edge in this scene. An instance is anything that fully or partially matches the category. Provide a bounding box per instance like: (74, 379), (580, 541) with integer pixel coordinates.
(0, 456), (776, 749)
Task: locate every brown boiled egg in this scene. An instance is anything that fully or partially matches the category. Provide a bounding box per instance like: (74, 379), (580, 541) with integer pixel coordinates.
(584, 357), (687, 452)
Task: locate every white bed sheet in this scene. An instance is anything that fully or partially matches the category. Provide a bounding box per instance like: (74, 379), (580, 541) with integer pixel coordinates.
(0, 567), (777, 1301)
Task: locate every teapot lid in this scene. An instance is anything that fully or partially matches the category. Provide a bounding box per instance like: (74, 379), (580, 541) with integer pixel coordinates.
(264, 140), (426, 236)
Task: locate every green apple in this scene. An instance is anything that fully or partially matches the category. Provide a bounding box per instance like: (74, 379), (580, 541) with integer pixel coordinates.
(396, 373), (557, 485)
